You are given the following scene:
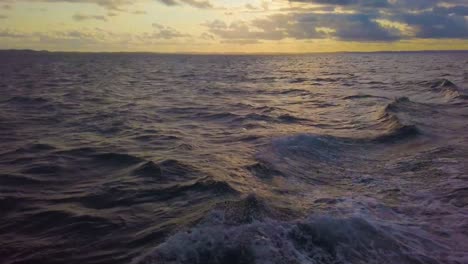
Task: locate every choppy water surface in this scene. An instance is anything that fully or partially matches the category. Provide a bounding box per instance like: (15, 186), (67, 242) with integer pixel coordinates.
(1, 51), (467, 264)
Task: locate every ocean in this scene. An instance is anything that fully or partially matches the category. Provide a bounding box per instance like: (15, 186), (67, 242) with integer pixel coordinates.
(0, 51), (467, 264)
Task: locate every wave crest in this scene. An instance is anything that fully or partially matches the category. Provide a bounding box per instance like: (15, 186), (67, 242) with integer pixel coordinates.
(372, 97), (420, 143)
(418, 79), (468, 102)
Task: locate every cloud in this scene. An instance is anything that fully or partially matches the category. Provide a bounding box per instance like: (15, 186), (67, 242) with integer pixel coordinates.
(0, 29), (27, 38)
(152, 23), (190, 39)
(203, 19), (287, 41)
(146, 0), (214, 9)
(0, 0), (214, 10)
(73, 13), (107, 21)
(132, 10), (147, 15)
(221, 39), (260, 45)
(178, 0), (212, 8)
(202, 0), (468, 42)
(204, 12), (403, 43)
(288, 0), (440, 9)
(290, 0), (390, 8)
(396, 9), (468, 39)
(200, 32), (215, 40)
(245, 3), (257, 10)
(0, 26), (193, 51)
(433, 5), (468, 16)
(0, 0), (467, 46)
(35, 0), (133, 11)
(289, 0), (468, 12)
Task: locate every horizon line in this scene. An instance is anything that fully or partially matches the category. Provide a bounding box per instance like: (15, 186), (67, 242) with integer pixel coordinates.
(1, 48), (467, 56)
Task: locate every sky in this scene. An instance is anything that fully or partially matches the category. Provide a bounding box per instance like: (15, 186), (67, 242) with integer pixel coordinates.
(0, 0), (467, 53)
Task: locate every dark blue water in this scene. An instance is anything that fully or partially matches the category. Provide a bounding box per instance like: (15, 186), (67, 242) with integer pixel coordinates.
(1, 51), (467, 264)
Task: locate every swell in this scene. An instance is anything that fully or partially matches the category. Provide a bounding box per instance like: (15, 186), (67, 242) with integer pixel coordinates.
(0, 146), (241, 264)
(249, 134), (356, 185)
(261, 98), (422, 160)
(51, 148), (239, 208)
(247, 97), (423, 182)
(2, 145), (240, 193)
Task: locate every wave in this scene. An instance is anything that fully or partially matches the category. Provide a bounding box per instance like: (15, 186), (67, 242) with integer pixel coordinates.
(12, 209), (120, 236)
(419, 79), (468, 102)
(132, 159), (205, 183)
(158, 178), (239, 198)
(278, 89), (309, 95)
(432, 79), (467, 99)
(248, 98), (423, 180)
(207, 195), (297, 225)
(134, 199), (441, 264)
(59, 148), (217, 182)
(4, 96), (50, 105)
(277, 114), (309, 123)
(257, 134), (351, 172)
(373, 124), (420, 143)
(60, 176), (237, 210)
(371, 97), (420, 143)
(21, 163), (65, 175)
(0, 143), (56, 157)
(23, 147), (240, 206)
(343, 94), (389, 100)
(441, 186), (468, 208)
(258, 105), (420, 171)
(195, 111), (309, 125)
(269, 134), (347, 159)
(246, 162), (283, 179)
(2, 96), (60, 113)
(91, 152), (146, 166)
(289, 78), (308, 84)
(251, 134), (354, 184)
(0, 173), (45, 186)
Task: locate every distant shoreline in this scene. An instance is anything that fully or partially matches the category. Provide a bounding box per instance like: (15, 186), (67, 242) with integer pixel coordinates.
(0, 49), (467, 56)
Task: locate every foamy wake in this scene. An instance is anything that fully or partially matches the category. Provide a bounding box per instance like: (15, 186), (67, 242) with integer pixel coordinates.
(134, 196), (466, 264)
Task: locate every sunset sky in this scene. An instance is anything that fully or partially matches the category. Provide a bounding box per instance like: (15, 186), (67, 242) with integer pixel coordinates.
(0, 0), (467, 53)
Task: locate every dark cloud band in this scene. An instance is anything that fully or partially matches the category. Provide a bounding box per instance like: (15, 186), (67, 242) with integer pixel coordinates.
(204, 0), (468, 42)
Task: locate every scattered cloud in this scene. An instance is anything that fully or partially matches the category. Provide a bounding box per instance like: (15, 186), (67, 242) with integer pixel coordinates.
(201, 0), (468, 43)
(152, 23), (190, 39)
(0, 26), (192, 51)
(204, 13), (402, 42)
(0, 0), (466, 51)
(0, 0), (215, 10)
(132, 10), (147, 15)
(0, 29), (26, 38)
(73, 13), (107, 21)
